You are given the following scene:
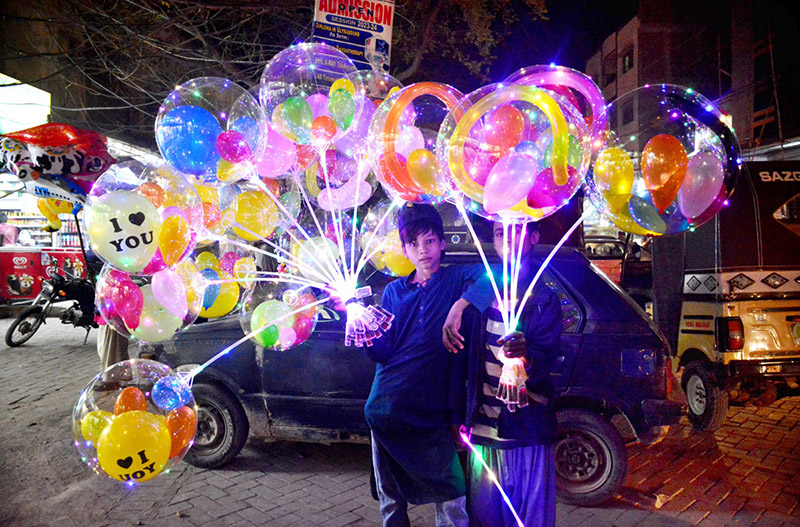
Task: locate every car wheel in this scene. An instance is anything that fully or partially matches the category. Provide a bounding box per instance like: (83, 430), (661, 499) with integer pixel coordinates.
(555, 409), (628, 506)
(682, 362), (728, 432)
(185, 383), (249, 468)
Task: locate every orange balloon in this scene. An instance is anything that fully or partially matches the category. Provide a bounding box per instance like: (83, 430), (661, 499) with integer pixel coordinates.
(202, 201), (222, 229)
(641, 134), (687, 213)
(165, 405), (197, 458)
(158, 215), (191, 266)
(261, 177), (280, 197)
(137, 183), (166, 208)
(114, 386), (147, 415)
(485, 104), (525, 150)
(311, 116), (338, 143)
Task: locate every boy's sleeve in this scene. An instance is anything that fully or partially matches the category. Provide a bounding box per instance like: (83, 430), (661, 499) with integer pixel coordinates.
(523, 289), (562, 377)
(460, 263), (498, 314)
(448, 305), (478, 425)
(364, 283), (398, 363)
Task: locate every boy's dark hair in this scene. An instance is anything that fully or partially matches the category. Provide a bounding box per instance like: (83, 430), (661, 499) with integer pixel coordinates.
(399, 219), (444, 245)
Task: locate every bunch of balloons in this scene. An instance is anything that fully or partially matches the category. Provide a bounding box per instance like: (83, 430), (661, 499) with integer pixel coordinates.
(73, 360), (197, 483)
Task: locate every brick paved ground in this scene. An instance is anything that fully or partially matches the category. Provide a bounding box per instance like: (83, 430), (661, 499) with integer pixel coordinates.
(1, 316), (798, 526)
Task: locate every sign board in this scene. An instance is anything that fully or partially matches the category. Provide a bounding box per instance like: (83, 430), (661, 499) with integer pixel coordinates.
(312, 0), (395, 72)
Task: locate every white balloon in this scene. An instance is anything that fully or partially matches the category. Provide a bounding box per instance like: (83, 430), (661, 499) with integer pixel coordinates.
(85, 191), (160, 273)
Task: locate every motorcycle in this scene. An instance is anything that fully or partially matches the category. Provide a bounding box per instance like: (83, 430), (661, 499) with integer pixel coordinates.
(5, 271), (97, 347)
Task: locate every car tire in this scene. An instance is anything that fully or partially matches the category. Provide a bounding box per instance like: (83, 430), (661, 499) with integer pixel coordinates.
(185, 383), (249, 468)
(555, 409), (628, 507)
(682, 361), (728, 432)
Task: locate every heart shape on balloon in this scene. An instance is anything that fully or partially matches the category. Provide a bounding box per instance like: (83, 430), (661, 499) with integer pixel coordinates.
(128, 212), (146, 226)
(117, 457), (133, 469)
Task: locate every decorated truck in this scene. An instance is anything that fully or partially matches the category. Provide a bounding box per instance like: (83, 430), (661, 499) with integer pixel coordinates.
(654, 161), (800, 431)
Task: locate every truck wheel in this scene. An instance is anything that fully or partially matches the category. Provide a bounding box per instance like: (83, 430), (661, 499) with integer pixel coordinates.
(682, 362), (728, 432)
(555, 409), (628, 506)
(185, 383), (249, 468)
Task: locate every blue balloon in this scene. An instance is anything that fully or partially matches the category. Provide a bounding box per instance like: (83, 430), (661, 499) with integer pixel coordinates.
(151, 375), (193, 411)
(201, 268), (221, 309)
(156, 105), (222, 176)
(230, 116), (259, 152)
(628, 195), (667, 234)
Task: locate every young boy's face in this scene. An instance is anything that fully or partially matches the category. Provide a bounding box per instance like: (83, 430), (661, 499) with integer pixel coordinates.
(493, 222), (539, 259)
(402, 228), (445, 274)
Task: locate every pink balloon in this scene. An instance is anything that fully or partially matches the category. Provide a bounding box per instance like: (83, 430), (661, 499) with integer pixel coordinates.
(142, 249), (167, 275)
(526, 166), (580, 211)
(677, 151), (725, 219)
(152, 268), (188, 319)
(112, 281), (144, 330)
(306, 93), (330, 120)
(219, 252), (239, 275)
(483, 152), (540, 214)
(317, 176), (373, 211)
(278, 326), (297, 348)
(216, 130), (253, 163)
(257, 125), (297, 179)
(463, 145), (497, 186)
(161, 206), (187, 221)
(395, 126), (425, 160)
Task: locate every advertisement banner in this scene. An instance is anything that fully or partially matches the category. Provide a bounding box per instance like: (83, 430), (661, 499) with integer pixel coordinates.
(312, 0), (395, 72)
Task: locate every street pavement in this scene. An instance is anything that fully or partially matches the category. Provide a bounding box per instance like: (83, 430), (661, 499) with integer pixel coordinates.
(1, 315), (798, 527)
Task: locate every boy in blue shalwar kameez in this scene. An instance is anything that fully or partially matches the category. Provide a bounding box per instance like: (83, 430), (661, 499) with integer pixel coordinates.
(364, 203), (493, 527)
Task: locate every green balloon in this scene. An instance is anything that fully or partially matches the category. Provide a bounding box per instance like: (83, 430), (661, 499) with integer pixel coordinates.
(543, 135), (583, 168)
(282, 96), (313, 141)
(328, 89), (356, 131)
(251, 300), (292, 348)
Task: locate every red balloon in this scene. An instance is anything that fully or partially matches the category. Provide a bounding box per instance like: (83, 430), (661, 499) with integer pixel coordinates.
(3, 123), (80, 147)
(292, 315), (314, 343)
(114, 387), (147, 415)
(311, 116), (338, 143)
(165, 406), (197, 458)
(485, 105), (525, 151)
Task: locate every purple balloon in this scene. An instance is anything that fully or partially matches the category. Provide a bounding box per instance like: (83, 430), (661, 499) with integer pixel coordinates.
(306, 93), (330, 120)
(257, 125), (297, 178)
(677, 151), (725, 219)
(152, 268), (188, 319)
(216, 130), (253, 163)
(483, 152), (539, 214)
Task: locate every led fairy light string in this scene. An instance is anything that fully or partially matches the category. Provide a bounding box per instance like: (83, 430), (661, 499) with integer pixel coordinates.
(186, 296), (329, 380)
(459, 428), (525, 527)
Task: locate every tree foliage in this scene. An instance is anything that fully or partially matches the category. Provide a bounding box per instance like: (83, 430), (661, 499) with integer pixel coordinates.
(0, 0), (547, 146)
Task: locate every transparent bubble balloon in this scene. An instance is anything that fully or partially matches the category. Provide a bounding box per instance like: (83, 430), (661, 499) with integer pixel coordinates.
(301, 146), (377, 212)
(155, 77), (266, 184)
(359, 200), (414, 277)
(369, 82), (465, 204)
(585, 84), (741, 236)
(437, 82), (591, 223)
(95, 261), (203, 343)
(72, 359), (197, 484)
(85, 160), (203, 274)
(506, 64), (609, 155)
(190, 245), (245, 319)
(219, 179), (286, 243)
(259, 42), (363, 149)
(240, 281), (320, 350)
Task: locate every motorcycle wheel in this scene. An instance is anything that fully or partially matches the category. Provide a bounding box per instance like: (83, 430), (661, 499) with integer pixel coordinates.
(5, 306), (46, 347)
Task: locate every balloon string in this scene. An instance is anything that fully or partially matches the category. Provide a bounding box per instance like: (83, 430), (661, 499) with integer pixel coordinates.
(459, 429), (525, 527)
(354, 197), (404, 278)
(188, 297), (329, 379)
(510, 210), (589, 330)
(317, 150), (351, 286)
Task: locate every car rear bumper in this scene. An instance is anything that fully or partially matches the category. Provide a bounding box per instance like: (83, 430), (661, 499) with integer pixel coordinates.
(642, 398), (685, 426)
(729, 358), (800, 378)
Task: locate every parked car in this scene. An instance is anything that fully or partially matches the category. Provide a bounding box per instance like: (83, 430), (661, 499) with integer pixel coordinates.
(150, 246), (683, 506)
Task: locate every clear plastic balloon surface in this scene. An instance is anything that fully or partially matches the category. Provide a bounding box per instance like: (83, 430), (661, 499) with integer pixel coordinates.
(240, 281), (320, 351)
(585, 84), (741, 236)
(155, 77), (267, 184)
(73, 359), (197, 484)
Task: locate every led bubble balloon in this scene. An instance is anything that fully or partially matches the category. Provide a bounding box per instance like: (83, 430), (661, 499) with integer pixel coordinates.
(369, 82), (465, 203)
(240, 281), (320, 351)
(585, 84), (741, 236)
(73, 359), (197, 483)
(85, 161), (203, 274)
(155, 77), (267, 184)
(95, 262), (203, 343)
(359, 200), (415, 277)
(259, 42), (362, 164)
(437, 83), (591, 222)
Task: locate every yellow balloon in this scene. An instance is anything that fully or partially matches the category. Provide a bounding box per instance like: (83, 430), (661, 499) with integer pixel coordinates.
(232, 191), (278, 241)
(384, 251), (415, 276)
(406, 149), (442, 195)
(217, 158), (251, 182)
(330, 78), (356, 95)
(233, 257), (257, 288)
(175, 260), (203, 314)
(601, 191), (633, 214)
(96, 410), (171, 483)
(158, 216), (191, 266)
(200, 279), (240, 318)
(611, 207), (659, 236)
(194, 184), (218, 204)
(81, 410), (114, 443)
(594, 147), (634, 195)
(195, 251), (220, 271)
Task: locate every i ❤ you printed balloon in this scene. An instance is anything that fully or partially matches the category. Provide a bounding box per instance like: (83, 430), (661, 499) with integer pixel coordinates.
(586, 84), (741, 236)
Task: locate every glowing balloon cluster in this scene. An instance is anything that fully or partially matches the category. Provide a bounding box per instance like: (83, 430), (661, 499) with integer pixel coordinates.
(586, 84), (740, 236)
(155, 77), (267, 184)
(73, 360), (197, 484)
(241, 282), (320, 350)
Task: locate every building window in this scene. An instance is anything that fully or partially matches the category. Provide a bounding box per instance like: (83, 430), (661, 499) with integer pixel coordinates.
(602, 51), (617, 87)
(621, 100), (634, 126)
(621, 47), (634, 74)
